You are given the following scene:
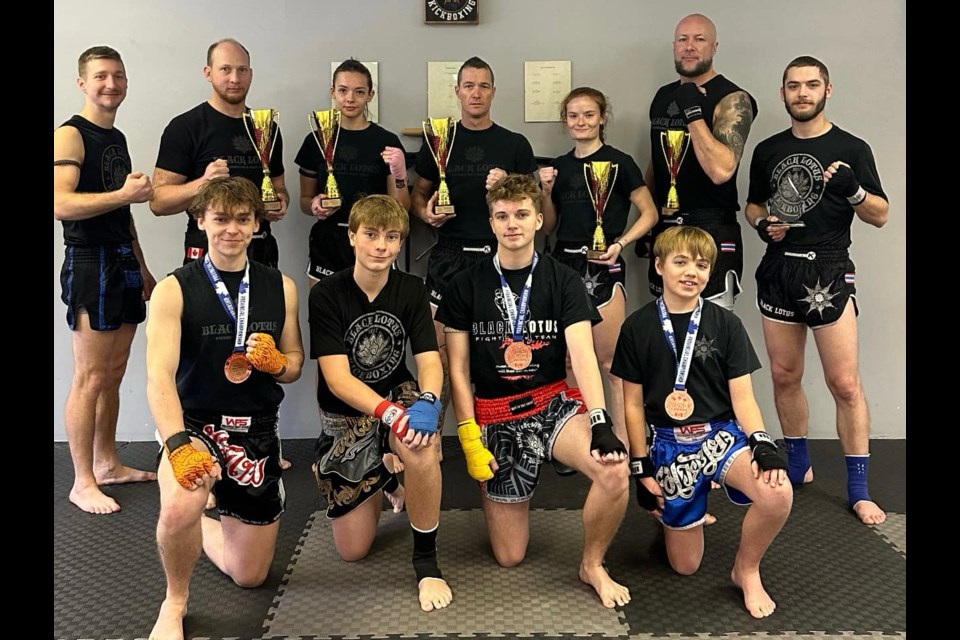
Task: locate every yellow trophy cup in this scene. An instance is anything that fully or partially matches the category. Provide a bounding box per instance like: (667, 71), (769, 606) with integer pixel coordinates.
(308, 109), (343, 209)
(422, 117), (457, 215)
(242, 108), (282, 212)
(584, 161), (619, 260)
(660, 129), (690, 216)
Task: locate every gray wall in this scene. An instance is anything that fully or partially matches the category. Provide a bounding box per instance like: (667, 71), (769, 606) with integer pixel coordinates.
(53, 0), (906, 441)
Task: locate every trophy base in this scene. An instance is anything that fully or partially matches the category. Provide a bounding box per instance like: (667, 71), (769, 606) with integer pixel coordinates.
(661, 206), (679, 217)
(435, 204), (456, 215)
(586, 249), (607, 260)
(771, 221), (806, 228)
(320, 198), (342, 209)
(263, 199), (283, 213)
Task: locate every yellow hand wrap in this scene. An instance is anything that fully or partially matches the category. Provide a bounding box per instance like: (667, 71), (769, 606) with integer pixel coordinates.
(457, 418), (495, 481)
(246, 333), (288, 376)
(168, 444), (215, 489)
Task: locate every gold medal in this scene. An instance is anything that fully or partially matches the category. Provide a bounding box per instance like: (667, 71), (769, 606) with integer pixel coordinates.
(664, 389), (694, 421)
(224, 352), (252, 384)
(504, 341), (533, 371)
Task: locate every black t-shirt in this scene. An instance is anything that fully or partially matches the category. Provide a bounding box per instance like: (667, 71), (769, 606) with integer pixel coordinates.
(550, 144), (646, 242)
(309, 268), (438, 415)
(294, 123), (403, 229)
(436, 252), (601, 399)
(58, 115), (133, 246)
(155, 102), (285, 235)
(747, 125), (887, 250)
(648, 75), (757, 214)
(173, 260), (286, 413)
(414, 122), (537, 241)
(611, 300), (761, 426)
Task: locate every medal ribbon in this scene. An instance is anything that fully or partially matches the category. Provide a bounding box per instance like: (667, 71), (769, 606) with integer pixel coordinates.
(493, 252), (539, 343)
(656, 297), (702, 392)
(202, 254), (251, 353)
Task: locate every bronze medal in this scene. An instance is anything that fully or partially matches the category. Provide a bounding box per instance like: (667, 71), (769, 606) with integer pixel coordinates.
(504, 341), (533, 371)
(224, 352), (252, 384)
(664, 389), (694, 421)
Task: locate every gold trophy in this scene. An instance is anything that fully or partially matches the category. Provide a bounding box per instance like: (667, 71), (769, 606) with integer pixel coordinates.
(242, 109), (283, 212)
(308, 109), (342, 209)
(660, 129), (690, 216)
(584, 161), (619, 260)
(422, 117), (457, 215)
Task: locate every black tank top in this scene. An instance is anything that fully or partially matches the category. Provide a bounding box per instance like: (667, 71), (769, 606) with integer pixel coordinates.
(649, 75), (757, 214)
(173, 260), (286, 413)
(58, 115), (134, 246)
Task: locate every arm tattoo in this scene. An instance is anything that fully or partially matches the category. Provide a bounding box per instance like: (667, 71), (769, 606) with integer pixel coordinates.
(713, 92), (754, 165)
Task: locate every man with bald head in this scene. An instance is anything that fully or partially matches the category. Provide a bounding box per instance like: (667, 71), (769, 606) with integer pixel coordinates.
(642, 14), (757, 311)
(151, 38), (289, 269)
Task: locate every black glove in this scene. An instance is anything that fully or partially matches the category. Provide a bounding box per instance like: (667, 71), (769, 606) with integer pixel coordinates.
(630, 456), (660, 511)
(748, 432), (788, 472)
(825, 164), (867, 204)
(674, 82), (705, 124)
(588, 408), (627, 457)
(755, 219), (775, 244)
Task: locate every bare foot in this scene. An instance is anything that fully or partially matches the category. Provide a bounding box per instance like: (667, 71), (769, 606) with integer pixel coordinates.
(710, 481), (721, 490)
(383, 452), (404, 474)
(148, 597), (188, 640)
(704, 513), (718, 526)
(731, 562), (776, 618)
(385, 483), (405, 513)
(205, 491), (217, 511)
(69, 483), (120, 514)
(579, 563), (630, 608)
(418, 577), (452, 612)
(280, 458), (293, 470)
(852, 500), (887, 525)
(95, 464), (157, 485)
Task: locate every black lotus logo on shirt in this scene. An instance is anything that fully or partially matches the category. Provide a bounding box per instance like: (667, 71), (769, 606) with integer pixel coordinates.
(338, 145), (359, 162)
(666, 102), (680, 118)
(101, 144), (131, 191)
(464, 146), (485, 163)
(345, 311), (405, 382)
(233, 135), (254, 154)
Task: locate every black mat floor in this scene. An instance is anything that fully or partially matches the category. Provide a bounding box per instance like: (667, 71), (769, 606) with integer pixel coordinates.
(53, 438), (906, 640)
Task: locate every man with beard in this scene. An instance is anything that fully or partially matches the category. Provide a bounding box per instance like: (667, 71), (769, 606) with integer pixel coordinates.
(151, 38), (293, 472)
(643, 13), (757, 311)
(745, 56), (889, 526)
(150, 38), (289, 268)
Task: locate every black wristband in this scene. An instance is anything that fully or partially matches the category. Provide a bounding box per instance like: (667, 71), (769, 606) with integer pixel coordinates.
(629, 456), (654, 477)
(748, 431), (775, 449)
(755, 219), (774, 244)
(164, 431), (193, 453)
(419, 391), (439, 404)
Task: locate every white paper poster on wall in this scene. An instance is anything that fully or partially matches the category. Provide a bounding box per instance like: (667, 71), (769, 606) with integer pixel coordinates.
(427, 60), (463, 120)
(524, 61), (572, 122)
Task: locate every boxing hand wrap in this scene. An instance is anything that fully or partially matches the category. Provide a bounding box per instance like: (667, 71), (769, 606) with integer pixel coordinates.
(404, 392), (441, 436)
(825, 164), (866, 204)
(246, 333), (288, 377)
(165, 431), (215, 489)
(588, 408), (626, 456)
(748, 431), (788, 472)
(755, 219), (776, 244)
(630, 456), (660, 512)
(457, 418), (495, 481)
(382, 146), (408, 185)
(675, 82), (705, 124)
(375, 400), (409, 437)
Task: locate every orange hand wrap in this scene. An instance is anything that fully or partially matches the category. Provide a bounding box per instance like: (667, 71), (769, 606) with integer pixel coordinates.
(246, 333), (288, 376)
(168, 444), (215, 489)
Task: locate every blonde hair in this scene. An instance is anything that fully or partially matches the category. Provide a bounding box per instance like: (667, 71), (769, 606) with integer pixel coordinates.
(348, 195), (410, 240)
(653, 226), (717, 270)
